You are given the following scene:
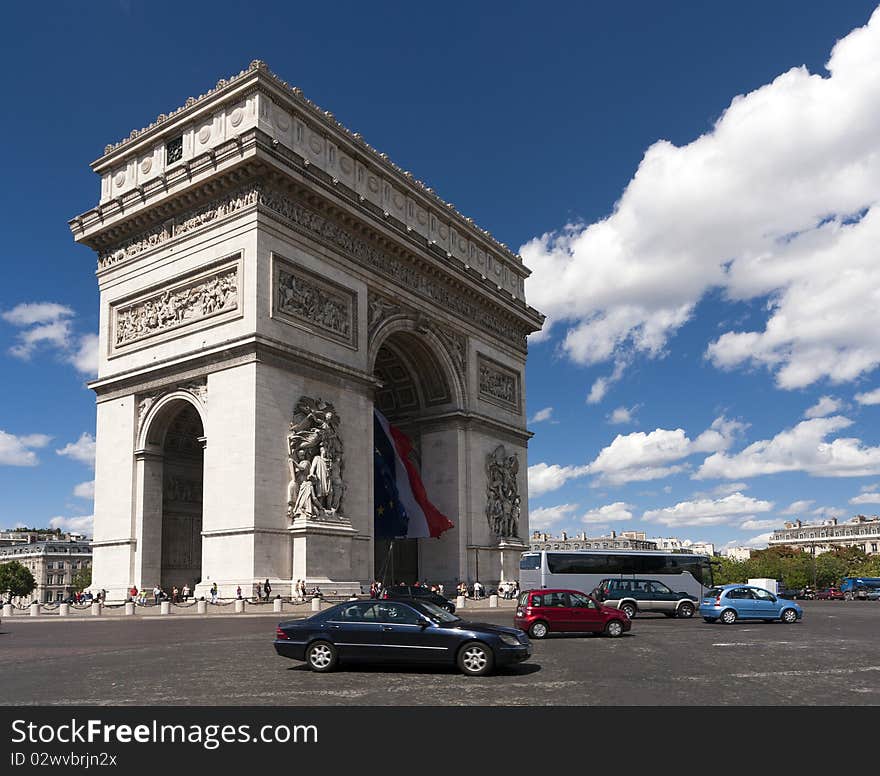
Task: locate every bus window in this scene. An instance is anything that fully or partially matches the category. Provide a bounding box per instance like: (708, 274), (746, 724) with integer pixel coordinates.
(520, 554), (541, 571)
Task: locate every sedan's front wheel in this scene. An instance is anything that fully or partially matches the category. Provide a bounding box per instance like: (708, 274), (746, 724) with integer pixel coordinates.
(306, 640), (338, 672)
(458, 642), (494, 676)
(604, 620), (624, 637)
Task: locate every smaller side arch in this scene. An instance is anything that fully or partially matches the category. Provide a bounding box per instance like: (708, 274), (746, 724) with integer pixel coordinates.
(137, 390), (208, 451)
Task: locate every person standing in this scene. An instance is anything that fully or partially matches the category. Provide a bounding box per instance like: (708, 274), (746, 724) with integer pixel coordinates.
(182, 583), (190, 601)
(153, 585), (161, 606)
(172, 586), (179, 604)
(264, 578), (272, 601)
(210, 582), (218, 604)
(236, 585), (242, 600)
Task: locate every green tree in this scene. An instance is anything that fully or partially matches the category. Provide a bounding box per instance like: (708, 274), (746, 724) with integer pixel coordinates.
(0, 561), (37, 601)
(71, 566), (92, 592)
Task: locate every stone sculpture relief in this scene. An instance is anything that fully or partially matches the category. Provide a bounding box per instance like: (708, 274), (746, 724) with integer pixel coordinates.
(486, 445), (520, 539)
(478, 356), (518, 409)
(114, 267), (238, 348)
(276, 262), (353, 344)
(286, 397), (345, 520)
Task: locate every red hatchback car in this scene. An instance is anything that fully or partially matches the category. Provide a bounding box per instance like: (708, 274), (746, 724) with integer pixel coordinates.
(816, 587), (845, 600)
(514, 588), (631, 639)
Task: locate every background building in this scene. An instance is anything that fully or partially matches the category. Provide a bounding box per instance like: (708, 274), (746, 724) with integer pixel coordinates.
(769, 515), (880, 555)
(650, 537), (716, 556)
(0, 536), (92, 604)
(722, 546), (753, 562)
(529, 530), (657, 551)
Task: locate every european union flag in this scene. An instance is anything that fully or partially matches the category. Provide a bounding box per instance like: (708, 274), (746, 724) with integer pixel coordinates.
(374, 412), (409, 539)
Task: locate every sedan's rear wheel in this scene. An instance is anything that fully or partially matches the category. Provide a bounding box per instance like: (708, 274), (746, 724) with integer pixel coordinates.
(306, 640), (338, 673)
(528, 620), (549, 639)
(677, 602), (695, 619)
(781, 608), (798, 624)
(720, 609), (738, 625)
(604, 620), (624, 637)
(458, 642), (494, 676)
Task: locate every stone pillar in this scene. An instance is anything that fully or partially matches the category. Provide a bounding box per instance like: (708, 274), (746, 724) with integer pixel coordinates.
(456, 595), (466, 609)
(124, 602), (136, 616)
(2, 604), (12, 618)
(59, 603), (70, 617)
(160, 601), (171, 615)
(197, 599), (207, 615)
(234, 599), (245, 613)
(311, 597), (322, 612)
(273, 598), (283, 613)
(91, 602), (102, 616)
(133, 448), (164, 590)
(489, 594), (498, 608)
(30, 603), (41, 617)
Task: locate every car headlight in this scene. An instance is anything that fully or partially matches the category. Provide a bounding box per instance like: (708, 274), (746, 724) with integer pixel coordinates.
(499, 633), (522, 646)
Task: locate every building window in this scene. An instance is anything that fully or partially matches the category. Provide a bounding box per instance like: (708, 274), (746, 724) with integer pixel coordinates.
(872, 543), (878, 553)
(166, 135), (183, 165)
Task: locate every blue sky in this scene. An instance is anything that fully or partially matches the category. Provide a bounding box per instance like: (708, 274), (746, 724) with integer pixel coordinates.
(1, 2), (879, 550)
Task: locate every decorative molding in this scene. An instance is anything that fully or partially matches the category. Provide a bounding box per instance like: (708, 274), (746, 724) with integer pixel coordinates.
(272, 254), (356, 348)
(430, 323), (466, 378)
(486, 445), (521, 539)
(112, 260), (239, 351)
(367, 291), (403, 338)
(478, 353), (520, 412)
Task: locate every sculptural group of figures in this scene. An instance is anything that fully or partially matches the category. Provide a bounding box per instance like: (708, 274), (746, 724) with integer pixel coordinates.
(286, 397), (345, 520)
(486, 445), (520, 538)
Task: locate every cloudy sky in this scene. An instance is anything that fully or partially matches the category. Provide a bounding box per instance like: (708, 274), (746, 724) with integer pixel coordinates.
(1, 2), (879, 551)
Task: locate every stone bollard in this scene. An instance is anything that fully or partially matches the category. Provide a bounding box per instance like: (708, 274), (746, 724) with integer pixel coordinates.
(160, 601), (171, 615)
(456, 595), (466, 609)
(30, 603), (41, 617)
(311, 597), (322, 612)
(273, 597), (283, 613)
(124, 602), (135, 616)
(197, 599), (207, 615)
(59, 603), (70, 617)
(3, 603), (13, 618)
(91, 602), (102, 616)
(489, 594), (499, 608)
(234, 599), (245, 613)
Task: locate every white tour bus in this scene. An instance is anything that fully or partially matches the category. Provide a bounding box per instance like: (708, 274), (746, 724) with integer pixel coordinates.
(519, 549), (714, 600)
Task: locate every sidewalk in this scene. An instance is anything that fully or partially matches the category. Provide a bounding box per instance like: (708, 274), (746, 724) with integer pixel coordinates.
(2, 596), (518, 622)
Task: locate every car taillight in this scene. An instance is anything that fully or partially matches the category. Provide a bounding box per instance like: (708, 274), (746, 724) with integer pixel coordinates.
(525, 607), (533, 616)
(275, 627), (289, 640)
(715, 596), (721, 606)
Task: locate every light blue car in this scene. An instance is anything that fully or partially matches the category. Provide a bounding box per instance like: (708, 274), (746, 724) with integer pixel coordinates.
(700, 584), (803, 624)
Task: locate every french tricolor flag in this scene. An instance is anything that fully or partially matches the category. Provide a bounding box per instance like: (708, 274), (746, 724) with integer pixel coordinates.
(373, 409), (455, 539)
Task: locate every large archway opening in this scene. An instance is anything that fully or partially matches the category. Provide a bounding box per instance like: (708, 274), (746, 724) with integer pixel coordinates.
(141, 398), (205, 593)
(372, 330), (456, 586)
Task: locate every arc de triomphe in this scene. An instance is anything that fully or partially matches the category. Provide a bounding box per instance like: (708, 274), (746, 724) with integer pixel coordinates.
(70, 61), (544, 600)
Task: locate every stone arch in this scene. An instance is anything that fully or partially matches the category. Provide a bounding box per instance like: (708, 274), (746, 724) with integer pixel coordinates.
(134, 391), (206, 594)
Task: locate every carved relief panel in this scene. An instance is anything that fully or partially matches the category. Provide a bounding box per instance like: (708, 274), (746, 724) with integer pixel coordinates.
(477, 353), (520, 413)
(486, 445), (521, 539)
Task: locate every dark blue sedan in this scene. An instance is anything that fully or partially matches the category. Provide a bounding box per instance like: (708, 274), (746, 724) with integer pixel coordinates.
(274, 599), (531, 676)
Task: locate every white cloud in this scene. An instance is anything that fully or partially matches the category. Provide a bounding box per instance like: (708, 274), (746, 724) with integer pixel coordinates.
(67, 333), (99, 376)
(587, 415), (743, 486)
(696, 416), (880, 479)
(805, 395), (843, 419)
(529, 503), (579, 531)
(586, 358), (628, 405)
(49, 514), (93, 536)
(780, 499), (815, 515)
(581, 502), (633, 524)
(849, 492), (880, 505)
(56, 433), (96, 467)
(811, 506), (847, 519)
(855, 387), (880, 405)
(694, 482), (750, 499)
(739, 518), (782, 530)
(745, 532), (773, 549)
(1, 302), (74, 327)
(643, 492), (774, 527)
(1, 302), (97, 377)
(529, 407), (554, 424)
(524, 10), (880, 391)
(608, 405), (638, 424)
(528, 462), (590, 497)
(73, 480), (95, 500)
(0, 431), (51, 466)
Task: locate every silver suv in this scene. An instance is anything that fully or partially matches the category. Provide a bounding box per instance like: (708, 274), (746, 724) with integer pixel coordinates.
(595, 578), (697, 619)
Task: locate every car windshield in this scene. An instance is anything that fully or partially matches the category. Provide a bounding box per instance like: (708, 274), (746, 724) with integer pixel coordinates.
(418, 601), (460, 623)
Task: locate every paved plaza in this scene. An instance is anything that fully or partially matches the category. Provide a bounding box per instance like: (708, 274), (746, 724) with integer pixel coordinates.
(2, 600), (877, 706)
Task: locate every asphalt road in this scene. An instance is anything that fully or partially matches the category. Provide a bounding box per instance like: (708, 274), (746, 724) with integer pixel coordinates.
(2, 600), (878, 705)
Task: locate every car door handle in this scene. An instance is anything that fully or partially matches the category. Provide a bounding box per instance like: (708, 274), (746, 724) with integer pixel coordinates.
(381, 626), (394, 632)
(329, 624), (341, 629)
